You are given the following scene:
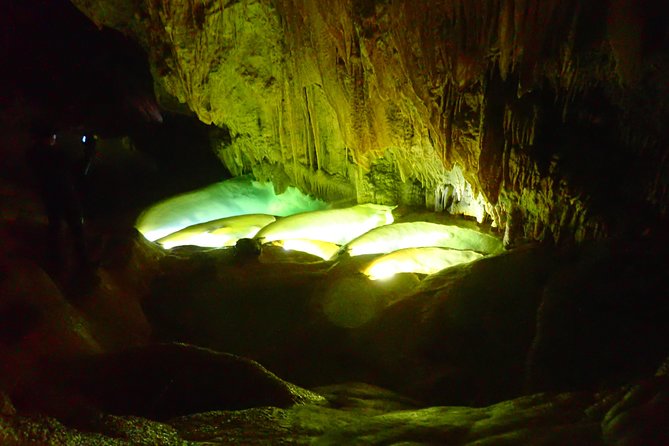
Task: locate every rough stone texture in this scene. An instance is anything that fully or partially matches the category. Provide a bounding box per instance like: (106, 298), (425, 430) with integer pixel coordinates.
(601, 377), (669, 446)
(1, 379), (668, 445)
(36, 342), (325, 421)
(70, 0), (669, 243)
(0, 392), (15, 417)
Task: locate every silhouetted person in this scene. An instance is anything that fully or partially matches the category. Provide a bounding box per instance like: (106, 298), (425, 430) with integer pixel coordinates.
(80, 133), (97, 177)
(28, 126), (90, 274)
(77, 132), (98, 215)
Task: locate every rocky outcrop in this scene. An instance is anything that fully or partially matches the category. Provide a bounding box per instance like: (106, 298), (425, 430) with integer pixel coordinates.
(71, 0), (669, 243)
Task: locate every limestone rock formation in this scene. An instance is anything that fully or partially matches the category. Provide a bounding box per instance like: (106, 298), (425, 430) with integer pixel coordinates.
(70, 0), (669, 243)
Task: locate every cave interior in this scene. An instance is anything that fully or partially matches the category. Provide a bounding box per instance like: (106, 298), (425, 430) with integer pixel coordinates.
(1, 0), (669, 444)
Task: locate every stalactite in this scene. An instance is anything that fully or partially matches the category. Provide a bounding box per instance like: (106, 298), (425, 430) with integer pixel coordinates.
(283, 78), (299, 179)
(277, 101), (286, 166)
(289, 164), (354, 201)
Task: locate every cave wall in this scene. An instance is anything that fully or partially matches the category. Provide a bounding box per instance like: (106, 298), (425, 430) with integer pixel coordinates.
(71, 0), (669, 242)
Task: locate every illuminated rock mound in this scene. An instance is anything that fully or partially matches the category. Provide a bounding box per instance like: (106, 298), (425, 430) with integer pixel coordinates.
(255, 203), (395, 246)
(272, 239), (341, 261)
(156, 214), (277, 249)
(345, 221), (502, 257)
(135, 176), (326, 242)
(362, 247), (484, 280)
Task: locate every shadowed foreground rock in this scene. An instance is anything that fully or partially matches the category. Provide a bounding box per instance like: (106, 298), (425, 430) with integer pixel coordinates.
(1, 378), (668, 445)
(57, 342), (325, 420)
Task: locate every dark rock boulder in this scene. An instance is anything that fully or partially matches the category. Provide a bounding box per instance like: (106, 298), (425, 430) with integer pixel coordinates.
(352, 245), (560, 406)
(145, 248), (329, 368)
(602, 377), (669, 446)
(527, 238), (669, 393)
(1, 374), (668, 444)
(55, 342), (325, 420)
(0, 258), (102, 414)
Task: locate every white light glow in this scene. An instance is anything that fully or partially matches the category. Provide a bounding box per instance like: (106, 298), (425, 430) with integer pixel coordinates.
(157, 214), (276, 249)
(279, 239), (341, 260)
(362, 247), (483, 280)
(255, 204), (395, 246)
(346, 221), (502, 256)
(136, 176), (326, 241)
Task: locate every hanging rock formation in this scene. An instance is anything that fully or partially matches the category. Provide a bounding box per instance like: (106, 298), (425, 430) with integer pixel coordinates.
(71, 0), (669, 242)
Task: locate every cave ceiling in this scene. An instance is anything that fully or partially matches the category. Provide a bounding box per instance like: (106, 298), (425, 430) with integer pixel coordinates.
(71, 0), (669, 243)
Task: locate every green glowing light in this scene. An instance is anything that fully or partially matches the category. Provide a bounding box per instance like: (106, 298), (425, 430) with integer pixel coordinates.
(278, 239), (341, 260)
(362, 247), (483, 280)
(136, 176), (326, 241)
(346, 222), (502, 256)
(255, 204), (395, 246)
(156, 214), (276, 249)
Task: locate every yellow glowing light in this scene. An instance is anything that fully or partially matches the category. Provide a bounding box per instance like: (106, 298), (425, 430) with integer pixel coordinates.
(362, 247), (483, 280)
(156, 214), (276, 249)
(136, 176), (326, 242)
(346, 222), (451, 256)
(278, 239), (341, 260)
(346, 221), (502, 256)
(255, 204), (395, 246)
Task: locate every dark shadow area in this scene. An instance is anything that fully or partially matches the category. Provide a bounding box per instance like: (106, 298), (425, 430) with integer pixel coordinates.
(1, 0), (158, 133)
